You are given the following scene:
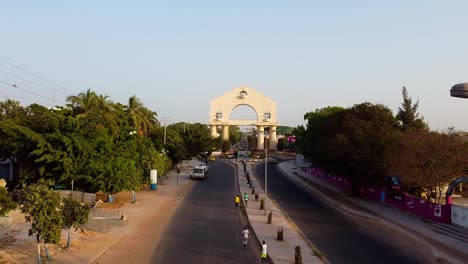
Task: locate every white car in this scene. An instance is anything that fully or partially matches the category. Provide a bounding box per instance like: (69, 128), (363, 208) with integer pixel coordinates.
(190, 165), (207, 180)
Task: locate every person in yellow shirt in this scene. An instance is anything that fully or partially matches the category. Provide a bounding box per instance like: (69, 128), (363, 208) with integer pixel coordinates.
(235, 194), (240, 207)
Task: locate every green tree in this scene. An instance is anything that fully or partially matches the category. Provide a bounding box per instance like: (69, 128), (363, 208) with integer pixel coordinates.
(221, 140), (231, 153)
(66, 89), (100, 116)
(0, 120), (53, 186)
(334, 103), (399, 193)
(21, 179), (63, 262)
(0, 186), (17, 216)
(277, 138), (286, 151)
(296, 104), (399, 194)
(396, 87), (427, 131)
(0, 99), (27, 123)
(126, 95), (158, 138)
(294, 106), (346, 167)
(66, 89), (119, 135)
(178, 123), (216, 159)
(62, 197), (89, 248)
(229, 126), (242, 146)
(388, 131), (467, 203)
(151, 126), (188, 164)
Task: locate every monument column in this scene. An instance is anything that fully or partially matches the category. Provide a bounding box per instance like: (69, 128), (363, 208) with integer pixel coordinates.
(210, 125), (217, 138)
(222, 125), (230, 140)
(269, 125), (278, 150)
(257, 125), (264, 150)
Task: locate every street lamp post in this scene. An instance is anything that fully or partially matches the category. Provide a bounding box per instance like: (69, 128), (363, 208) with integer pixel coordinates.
(261, 127), (275, 215)
(264, 134), (268, 215)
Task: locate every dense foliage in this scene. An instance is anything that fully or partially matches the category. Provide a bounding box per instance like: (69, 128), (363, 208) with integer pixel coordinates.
(62, 196), (89, 248)
(0, 186), (17, 216)
(294, 88), (467, 198)
(388, 130), (467, 202)
(0, 90), (215, 195)
(21, 179), (63, 244)
(396, 87), (427, 131)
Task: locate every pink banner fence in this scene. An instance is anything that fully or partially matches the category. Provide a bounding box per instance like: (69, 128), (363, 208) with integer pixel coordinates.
(303, 167), (451, 224)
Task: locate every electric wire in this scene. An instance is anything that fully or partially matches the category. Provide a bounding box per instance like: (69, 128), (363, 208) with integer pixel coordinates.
(0, 69), (69, 97)
(0, 58), (77, 94)
(0, 90), (44, 105)
(0, 80), (66, 105)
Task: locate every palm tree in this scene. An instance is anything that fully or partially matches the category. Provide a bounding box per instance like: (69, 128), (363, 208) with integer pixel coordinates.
(126, 96), (158, 138)
(66, 89), (119, 134)
(66, 89), (99, 116)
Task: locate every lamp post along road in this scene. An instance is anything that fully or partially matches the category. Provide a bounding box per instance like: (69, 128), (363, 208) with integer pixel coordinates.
(264, 134), (268, 215)
(262, 127), (275, 216)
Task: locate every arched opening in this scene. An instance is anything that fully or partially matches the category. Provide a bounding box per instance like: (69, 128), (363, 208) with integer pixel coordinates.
(446, 177), (468, 205)
(229, 104), (258, 121)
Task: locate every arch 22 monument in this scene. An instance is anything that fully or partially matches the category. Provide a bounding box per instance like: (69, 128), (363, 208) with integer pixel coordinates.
(209, 86), (278, 150)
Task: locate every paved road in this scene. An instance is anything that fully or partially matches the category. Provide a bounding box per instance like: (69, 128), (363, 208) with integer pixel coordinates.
(256, 156), (430, 264)
(151, 160), (261, 264)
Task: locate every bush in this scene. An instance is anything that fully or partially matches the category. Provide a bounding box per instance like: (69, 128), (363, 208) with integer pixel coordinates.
(0, 187), (17, 216)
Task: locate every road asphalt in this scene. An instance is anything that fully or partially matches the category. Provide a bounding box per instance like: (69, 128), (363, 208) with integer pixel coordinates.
(55, 157), (468, 264)
(276, 158), (468, 264)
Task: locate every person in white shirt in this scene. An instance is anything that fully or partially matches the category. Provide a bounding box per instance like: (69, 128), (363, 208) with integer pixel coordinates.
(241, 226), (249, 248)
(261, 240), (268, 263)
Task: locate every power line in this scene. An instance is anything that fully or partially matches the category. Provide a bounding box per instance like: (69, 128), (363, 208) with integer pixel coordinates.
(0, 58), (77, 94)
(0, 90), (44, 105)
(0, 80), (65, 105)
(0, 69), (69, 97)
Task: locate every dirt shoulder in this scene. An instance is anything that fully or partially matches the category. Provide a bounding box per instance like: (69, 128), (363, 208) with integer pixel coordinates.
(0, 163), (197, 264)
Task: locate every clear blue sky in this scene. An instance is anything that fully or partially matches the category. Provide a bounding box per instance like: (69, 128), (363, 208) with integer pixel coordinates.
(1, 1), (468, 130)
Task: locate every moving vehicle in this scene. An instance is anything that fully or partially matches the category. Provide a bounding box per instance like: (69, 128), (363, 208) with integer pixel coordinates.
(190, 165), (207, 180)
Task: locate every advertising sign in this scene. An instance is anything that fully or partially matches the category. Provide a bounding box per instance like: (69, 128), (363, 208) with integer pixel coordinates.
(387, 176), (403, 201)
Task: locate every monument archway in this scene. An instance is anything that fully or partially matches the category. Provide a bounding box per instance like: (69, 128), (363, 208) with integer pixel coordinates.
(446, 177), (468, 204)
(209, 86), (279, 150)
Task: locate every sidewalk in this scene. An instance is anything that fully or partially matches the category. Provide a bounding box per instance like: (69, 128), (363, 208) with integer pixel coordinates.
(235, 161), (324, 264)
(53, 159), (200, 264)
(277, 159), (468, 264)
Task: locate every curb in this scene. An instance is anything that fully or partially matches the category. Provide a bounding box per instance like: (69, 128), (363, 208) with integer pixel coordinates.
(278, 160), (468, 263)
(223, 159), (274, 264)
(251, 161), (329, 264)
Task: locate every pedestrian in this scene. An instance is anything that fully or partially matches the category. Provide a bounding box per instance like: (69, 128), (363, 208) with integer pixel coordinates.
(235, 194), (240, 207)
(261, 240), (268, 264)
(241, 226), (249, 248)
(244, 192), (249, 207)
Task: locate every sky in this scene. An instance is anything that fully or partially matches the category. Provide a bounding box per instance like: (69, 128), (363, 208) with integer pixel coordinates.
(1, 1), (468, 131)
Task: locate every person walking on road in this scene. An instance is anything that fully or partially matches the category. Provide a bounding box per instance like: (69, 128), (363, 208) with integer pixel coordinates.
(243, 192), (249, 207)
(261, 240), (268, 263)
(241, 226), (249, 248)
(235, 194), (240, 207)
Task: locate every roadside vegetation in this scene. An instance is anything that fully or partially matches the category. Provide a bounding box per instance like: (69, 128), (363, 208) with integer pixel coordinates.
(0, 186), (16, 216)
(0, 90), (219, 262)
(294, 87), (468, 201)
(0, 89), (218, 195)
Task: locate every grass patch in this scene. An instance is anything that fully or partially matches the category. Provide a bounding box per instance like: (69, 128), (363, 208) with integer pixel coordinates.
(313, 249), (325, 258)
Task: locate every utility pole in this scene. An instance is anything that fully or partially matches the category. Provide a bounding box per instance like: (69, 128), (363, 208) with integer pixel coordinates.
(163, 117), (167, 145)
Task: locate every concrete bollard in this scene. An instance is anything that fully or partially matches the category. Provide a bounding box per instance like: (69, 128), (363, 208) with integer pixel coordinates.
(120, 214), (128, 221)
(267, 211), (272, 224)
(295, 246), (302, 264)
(277, 226), (284, 241)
